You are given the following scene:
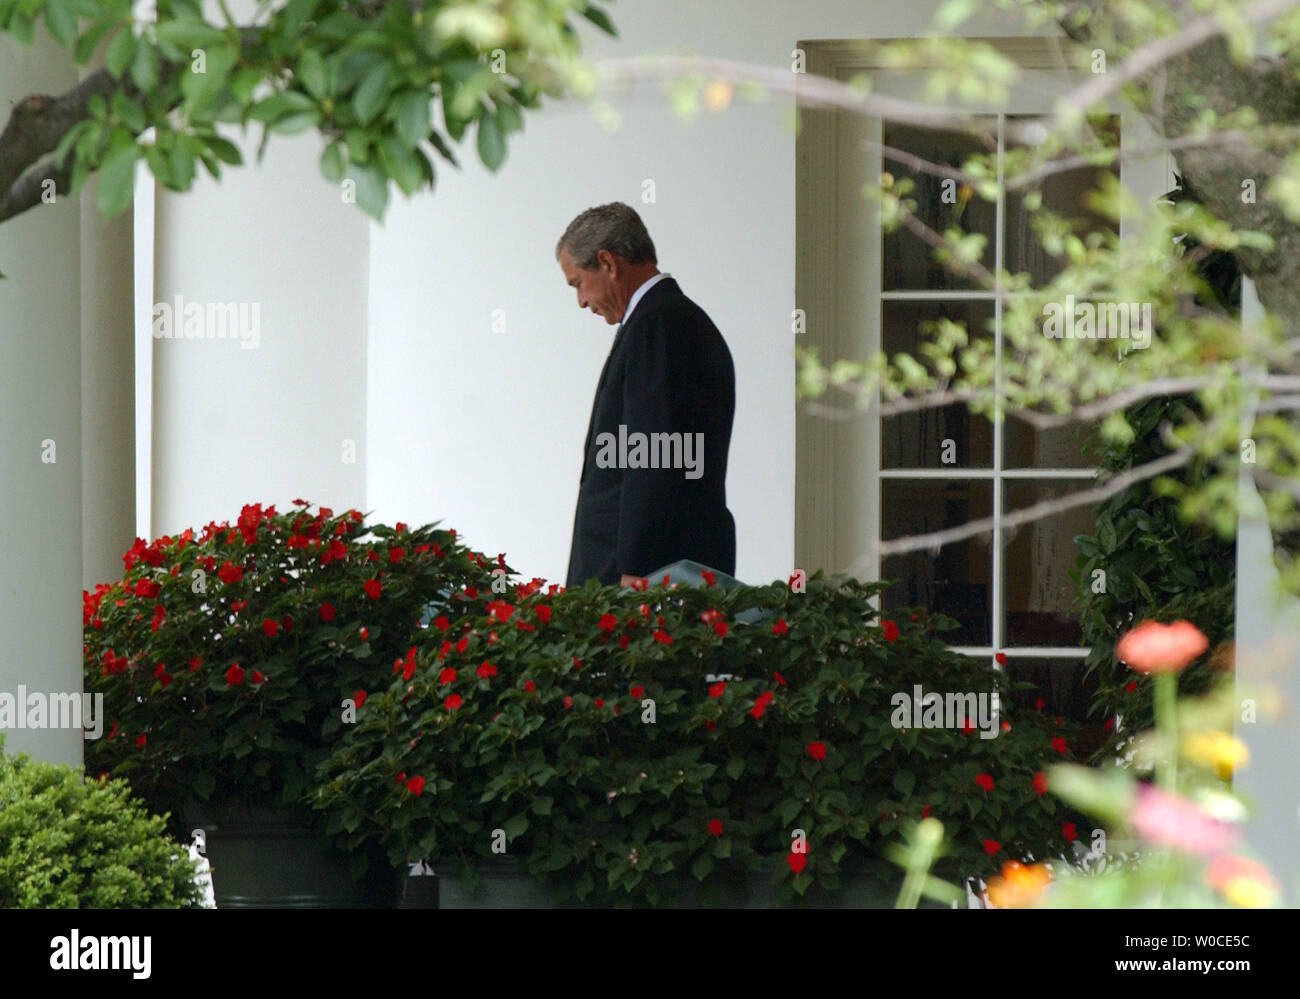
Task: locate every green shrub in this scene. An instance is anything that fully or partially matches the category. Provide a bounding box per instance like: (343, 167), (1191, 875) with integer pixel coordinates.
(0, 740), (202, 908)
(315, 572), (1080, 905)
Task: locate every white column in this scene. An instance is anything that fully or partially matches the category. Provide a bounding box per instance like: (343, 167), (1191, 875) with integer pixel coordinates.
(1233, 277), (1300, 891)
(0, 35), (85, 764)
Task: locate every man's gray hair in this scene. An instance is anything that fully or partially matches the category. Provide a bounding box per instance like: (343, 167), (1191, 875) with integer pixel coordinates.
(555, 202), (657, 269)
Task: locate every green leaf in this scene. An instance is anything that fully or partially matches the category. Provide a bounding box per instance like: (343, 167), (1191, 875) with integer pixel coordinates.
(892, 769), (916, 795)
(153, 20), (224, 50)
(393, 90), (431, 148)
(691, 853), (714, 881)
(269, 110), (320, 135)
(319, 141), (344, 184)
(204, 135), (242, 165)
(180, 42), (238, 110)
(581, 3), (617, 36)
(476, 112), (505, 171)
(502, 812), (528, 839)
(531, 795), (553, 816)
(298, 50), (328, 101)
(130, 38), (159, 91)
(378, 134), (421, 195)
(344, 160), (387, 219)
(103, 26), (134, 78)
(725, 757), (744, 779)
(95, 136), (141, 217)
(352, 61), (393, 125)
(43, 0), (78, 48)
(73, 19), (114, 63)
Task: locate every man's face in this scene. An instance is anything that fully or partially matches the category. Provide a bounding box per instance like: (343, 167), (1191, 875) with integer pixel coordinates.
(559, 248), (620, 325)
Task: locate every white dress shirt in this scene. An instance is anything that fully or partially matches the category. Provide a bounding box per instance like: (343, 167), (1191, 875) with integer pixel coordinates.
(616, 272), (671, 334)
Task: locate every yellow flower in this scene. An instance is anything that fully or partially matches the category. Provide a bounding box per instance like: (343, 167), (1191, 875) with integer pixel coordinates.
(986, 861), (1051, 909)
(1182, 731), (1249, 780)
(1206, 855), (1277, 908)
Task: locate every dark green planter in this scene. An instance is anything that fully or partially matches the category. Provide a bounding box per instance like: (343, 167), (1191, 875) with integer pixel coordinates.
(188, 801), (402, 909)
(434, 855), (940, 909)
(435, 856), (555, 909)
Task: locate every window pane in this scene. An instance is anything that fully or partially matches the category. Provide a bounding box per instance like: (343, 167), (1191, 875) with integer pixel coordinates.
(882, 480), (992, 644)
(881, 119), (998, 291)
(1002, 655), (1110, 757)
(882, 300), (994, 468)
(1003, 113), (1120, 286)
(1003, 415), (1101, 470)
(1002, 481), (1095, 647)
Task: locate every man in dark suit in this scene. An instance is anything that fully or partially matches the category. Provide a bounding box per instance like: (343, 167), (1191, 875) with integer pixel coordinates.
(557, 203), (736, 588)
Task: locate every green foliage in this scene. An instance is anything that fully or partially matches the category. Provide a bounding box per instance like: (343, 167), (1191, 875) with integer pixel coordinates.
(0, 739), (202, 908)
(82, 501), (501, 835)
(314, 573), (1080, 905)
(7, 0), (617, 220)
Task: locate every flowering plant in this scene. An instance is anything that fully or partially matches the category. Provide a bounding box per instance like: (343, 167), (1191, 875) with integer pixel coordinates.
(83, 501), (498, 834)
(981, 619), (1283, 908)
(314, 571), (1078, 904)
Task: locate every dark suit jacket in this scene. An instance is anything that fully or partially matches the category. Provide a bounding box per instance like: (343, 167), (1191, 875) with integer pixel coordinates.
(566, 277), (736, 586)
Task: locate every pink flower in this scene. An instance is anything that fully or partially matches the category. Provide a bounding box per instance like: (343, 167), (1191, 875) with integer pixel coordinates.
(1116, 619), (1208, 674)
(1130, 783), (1239, 855)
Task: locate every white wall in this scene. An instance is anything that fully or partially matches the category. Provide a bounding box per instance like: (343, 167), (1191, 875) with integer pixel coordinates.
(365, 0), (1028, 586)
(151, 128), (370, 537)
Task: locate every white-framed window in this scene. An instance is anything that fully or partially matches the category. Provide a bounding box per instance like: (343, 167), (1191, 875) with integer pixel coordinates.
(795, 39), (1173, 742)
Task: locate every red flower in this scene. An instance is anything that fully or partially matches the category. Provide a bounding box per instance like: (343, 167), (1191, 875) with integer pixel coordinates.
(433, 615), (450, 631)
(748, 690), (774, 719)
(773, 670), (787, 686)
(703, 719), (717, 731)
(353, 689), (367, 708)
(881, 620), (900, 642)
(363, 578), (382, 599)
(629, 685), (645, 699)
(359, 626), (369, 641)
(225, 663), (245, 686)
(701, 570), (716, 586)
(217, 561), (243, 585)
(712, 621), (728, 637)
(772, 619), (788, 636)
(786, 851), (807, 875)
(982, 839), (1001, 855)
(134, 734), (147, 748)
(994, 652), (1008, 665)
(319, 602), (335, 622)
(229, 599), (246, 614)
(594, 698), (604, 708)
(572, 657), (582, 671)
(405, 776), (425, 795)
(486, 600), (515, 622)
(1032, 771), (1048, 795)
(439, 667), (456, 685)
(1051, 737), (1068, 755)
(1034, 698), (1045, 710)
(597, 613), (617, 632)
(443, 694), (463, 710)
(188, 656), (202, 672)
(389, 547), (405, 563)
(618, 634), (630, 650)
(1124, 680), (1137, 693)
(708, 682), (726, 698)
(920, 805), (931, 819)
(563, 695), (573, 709)
(523, 680), (535, 692)
(455, 636), (469, 654)
(961, 718), (975, 734)
(1062, 822), (1077, 842)
(708, 818), (723, 837)
(535, 605), (552, 624)
(262, 619), (278, 638)
(476, 662), (497, 679)
(806, 741), (827, 761)
(975, 773), (994, 792)
(250, 670), (265, 685)
(652, 629), (673, 644)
